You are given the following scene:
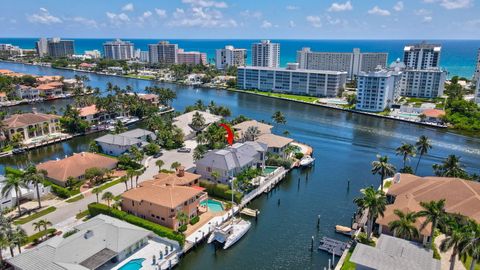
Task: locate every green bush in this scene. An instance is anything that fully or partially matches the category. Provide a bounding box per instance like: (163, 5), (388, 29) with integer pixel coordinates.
(199, 180), (243, 203)
(5, 167), (23, 177)
(63, 229), (79, 238)
(88, 203), (185, 246)
(24, 228), (56, 245)
(295, 152), (304, 160)
(49, 184), (74, 199)
(178, 224), (187, 232)
(189, 216), (200, 225)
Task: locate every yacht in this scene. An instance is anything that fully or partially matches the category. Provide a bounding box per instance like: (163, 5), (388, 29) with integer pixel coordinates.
(207, 218), (251, 249)
(299, 155), (315, 167)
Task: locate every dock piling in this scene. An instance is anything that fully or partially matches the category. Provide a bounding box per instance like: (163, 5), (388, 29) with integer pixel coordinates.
(277, 199), (280, 206)
(311, 236), (314, 251)
(317, 215), (321, 229)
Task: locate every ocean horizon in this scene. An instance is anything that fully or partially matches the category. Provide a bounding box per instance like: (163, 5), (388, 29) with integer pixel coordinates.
(1, 38), (479, 78)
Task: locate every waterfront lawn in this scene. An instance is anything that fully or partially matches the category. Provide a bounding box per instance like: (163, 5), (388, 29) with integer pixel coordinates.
(13, 206), (56, 225)
(340, 250), (356, 270)
(124, 74), (155, 80)
(253, 91), (319, 103)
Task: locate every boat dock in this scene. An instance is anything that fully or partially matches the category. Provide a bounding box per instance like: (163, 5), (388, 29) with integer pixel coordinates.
(318, 237), (350, 256)
(240, 167), (288, 208)
(240, 208), (260, 217)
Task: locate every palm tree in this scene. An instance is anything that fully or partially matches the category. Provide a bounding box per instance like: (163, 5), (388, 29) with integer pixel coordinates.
(11, 226), (27, 254)
(458, 221), (480, 270)
(176, 211), (189, 227)
(0, 234), (9, 265)
(24, 165), (47, 209)
(211, 171), (220, 183)
(371, 155), (396, 191)
(171, 162), (181, 170)
(388, 209), (419, 240)
(155, 159), (164, 172)
(440, 216), (469, 270)
(1, 175), (27, 216)
(415, 135), (432, 173)
(433, 155), (466, 178)
(120, 176), (129, 191)
(127, 169), (136, 189)
(244, 126), (260, 141)
(417, 199), (446, 248)
(353, 186), (387, 240)
(190, 111), (206, 132)
(271, 111), (286, 125)
(102, 192), (114, 207)
(395, 143), (416, 171)
(134, 168), (144, 187)
(92, 188), (101, 203)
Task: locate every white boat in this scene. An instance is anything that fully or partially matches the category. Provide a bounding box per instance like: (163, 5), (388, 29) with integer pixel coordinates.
(207, 218), (251, 249)
(299, 155), (315, 167)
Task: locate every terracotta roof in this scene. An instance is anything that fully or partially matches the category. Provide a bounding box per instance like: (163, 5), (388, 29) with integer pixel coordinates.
(36, 152), (118, 183)
(36, 76), (62, 83)
(78, 105), (100, 117)
(256, 133), (293, 148)
(233, 120), (273, 138)
(36, 83), (63, 91)
(422, 109), (445, 118)
(150, 171), (201, 186)
(138, 94), (158, 101)
(377, 174), (480, 235)
(3, 113), (60, 128)
(0, 92), (6, 97)
(0, 69), (13, 75)
(122, 182), (203, 209)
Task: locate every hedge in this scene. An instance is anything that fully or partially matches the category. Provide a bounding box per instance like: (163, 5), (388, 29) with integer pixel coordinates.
(45, 182), (80, 199)
(199, 180), (243, 203)
(189, 216), (200, 225)
(88, 203), (185, 246)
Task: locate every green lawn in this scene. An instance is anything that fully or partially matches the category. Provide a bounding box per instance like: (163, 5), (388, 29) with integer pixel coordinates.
(340, 250), (356, 270)
(124, 74), (155, 80)
(253, 91), (319, 103)
(66, 194), (84, 203)
(96, 178), (123, 192)
(75, 209), (90, 220)
(463, 256), (480, 270)
(24, 228), (57, 245)
(13, 206), (56, 225)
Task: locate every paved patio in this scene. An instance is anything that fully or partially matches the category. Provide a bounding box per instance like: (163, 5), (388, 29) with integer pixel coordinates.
(435, 234), (466, 270)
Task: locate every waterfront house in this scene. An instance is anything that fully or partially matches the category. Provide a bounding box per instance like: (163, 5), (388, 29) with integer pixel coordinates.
(78, 105), (115, 125)
(195, 141), (267, 183)
(15, 85), (40, 99)
(36, 75), (63, 84)
(376, 173), (480, 245)
(232, 120), (273, 141)
(349, 234), (440, 270)
(7, 214), (181, 270)
(421, 109), (445, 124)
(94, 129), (155, 156)
(255, 133), (293, 159)
(121, 168), (207, 230)
(63, 78), (84, 90)
(173, 110), (222, 139)
(0, 175), (50, 210)
(2, 112), (61, 145)
(36, 82), (64, 98)
(36, 152), (118, 187)
(127, 93), (160, 106)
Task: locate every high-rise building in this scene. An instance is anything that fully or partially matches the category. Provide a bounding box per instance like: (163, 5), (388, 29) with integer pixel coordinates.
(356, 69), (402, 112)
(403, 42), (441, 69)
(148, 41), (178, 65)
(474, 48), (480, 83)
(399, 69), (446, 98)
(46, 38), (75, 58)
(177, 49), (207, 65)
(0, 44), (23, 57)
(251, 40), (280, 68)
(215, 45), (247, 69)
(475, 80), (480, 105)
(103, 39), (135, 60)
(139, 51), (149, 63)
(85, 50), (101, 59)
(35, 38), (48, 57)
(296, 47), (388, 79)
(237, 63), (347, 97)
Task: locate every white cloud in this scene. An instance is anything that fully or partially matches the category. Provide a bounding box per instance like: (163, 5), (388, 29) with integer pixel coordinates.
(368, 6), (391, 16)
(240, 10), (262, 19)
(169, 7), (236, 27)
(414, 9), (432, 16)
(423, 16), (433, 22)
(71, 16), (98, 28)
(27, 8), (62, 25)
(143, 11), (152, 18)
(424, 0), (471, 9)
(286, 5), (299, 10)
(182, 0), (227, 8)
(122, 3), (134, 12)
(328, 1), (353, 12)
(289, 20), (296, 27)
(155, 8), (167, 18)
(106, 12), (130, 26)
(261, 20), (272, 28)
(306, 16), (322, 28)
(393, 1), (404, 11)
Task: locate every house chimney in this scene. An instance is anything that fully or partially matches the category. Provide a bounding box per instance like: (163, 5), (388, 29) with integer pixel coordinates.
(176, 166), (185, 177)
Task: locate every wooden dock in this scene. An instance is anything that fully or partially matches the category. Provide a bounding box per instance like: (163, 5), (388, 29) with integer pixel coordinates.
(240, 208), (259, 217)
(318, 237), (350, 256)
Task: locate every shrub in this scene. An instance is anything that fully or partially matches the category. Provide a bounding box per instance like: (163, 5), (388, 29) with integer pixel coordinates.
(189, 216), (200, 225)
(295, 152), (304, 160)
(178, 224), (187, 232)
(5, 167), (23, 177)
(49, 184), (74, 199)
(63, 229), (79, 238)
(199, 180), (243, 203)
(88, 203), (185, 246)
(25, 228), (57, 245)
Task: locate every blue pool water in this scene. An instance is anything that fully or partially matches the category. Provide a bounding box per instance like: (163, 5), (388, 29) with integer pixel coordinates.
(119, 258), (145, 270)
(200, 200), (224, 213)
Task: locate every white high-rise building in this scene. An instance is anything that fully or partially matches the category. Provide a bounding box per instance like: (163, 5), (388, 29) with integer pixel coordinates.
(251, 40), (280, 68)
(103, 39), (135, 60)
(399, 69), (446, 98)
(0, 44), (23, 56)
(85, 50), (101, 59)
(139, 51), (149, 63)
(403, 42), (441, 70)
(35, 38), (48, 57)
(215, 45), (247, 69)
(475, 80), (480, 105)
(296, 47), (388, 79)
(148, 41), (178, 65)
(356, 68), (402, 112)
(474, 48), (480, 83)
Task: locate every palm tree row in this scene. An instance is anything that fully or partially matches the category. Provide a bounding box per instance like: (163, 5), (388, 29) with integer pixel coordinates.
(0, 214), (27, 266)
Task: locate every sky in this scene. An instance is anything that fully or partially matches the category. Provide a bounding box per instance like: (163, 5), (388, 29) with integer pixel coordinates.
(0, 0), (479, 39)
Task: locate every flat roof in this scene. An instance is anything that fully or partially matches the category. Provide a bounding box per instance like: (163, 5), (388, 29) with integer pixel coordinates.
(239, 66), (348, 75)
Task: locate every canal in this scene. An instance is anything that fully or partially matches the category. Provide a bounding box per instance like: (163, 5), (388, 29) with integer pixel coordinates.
(1, 62), (480, 269)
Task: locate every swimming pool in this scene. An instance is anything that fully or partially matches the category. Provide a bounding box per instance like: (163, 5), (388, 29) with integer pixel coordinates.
(263, 166), (278, 175)
(119, 258), (145, 270)
(200, 199), (224, 212)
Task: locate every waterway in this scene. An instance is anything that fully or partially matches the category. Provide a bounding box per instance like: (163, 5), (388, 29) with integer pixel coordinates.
(1, 62), (480, 269)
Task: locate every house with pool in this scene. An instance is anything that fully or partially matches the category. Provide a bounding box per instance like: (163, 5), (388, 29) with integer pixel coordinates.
(121, 168), (208, 230)
(7, 214), (181, 270)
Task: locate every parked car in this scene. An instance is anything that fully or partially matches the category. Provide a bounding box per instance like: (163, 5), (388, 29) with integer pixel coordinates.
(177, 147), (191, 153)
(153, 152), (163, 158)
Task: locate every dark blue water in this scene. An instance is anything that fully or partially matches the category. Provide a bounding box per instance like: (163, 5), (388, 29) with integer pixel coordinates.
(1, 38), (479, 78)
(1, 61), (479, 269)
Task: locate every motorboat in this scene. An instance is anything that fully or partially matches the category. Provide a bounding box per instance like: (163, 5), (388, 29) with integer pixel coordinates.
(207, 218), (251, 249)
(299, 155), (315, 167)
(335, 225), (353, 236)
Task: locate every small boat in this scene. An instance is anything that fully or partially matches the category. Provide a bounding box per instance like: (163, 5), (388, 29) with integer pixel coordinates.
(207, 218), (251, 249)
(335, 225), (353, 236)
(299, 155), (315, 167)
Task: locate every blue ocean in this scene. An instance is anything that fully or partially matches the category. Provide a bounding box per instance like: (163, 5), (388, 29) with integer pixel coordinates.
(0, 38), (479, 78)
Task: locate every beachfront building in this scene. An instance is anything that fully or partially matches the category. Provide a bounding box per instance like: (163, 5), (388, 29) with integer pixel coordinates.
(296, 47), (388, 80)
(376, 173), (480, 245)
(121, 168), (207, 230)
(215, 45), (247, 69)
(148, 41), (178, 65)
(7, 214), (181, 270)
(35, 38), (48, 57)
(232, 120), (273, 141)
(251, 40), (280, 68)
(356, 68), (402, 112)
(349, 234), (440, 270)
(36, 152), (118, 187)
(2, 112), (61, 145)
(403, 43), (442, 69)
(195, 141), (267, 183)
(475, 79), (480, 105)
(103, 39), (135, 60)
(255, 133), (293, 159)
(177, 49), (207, 65)
(399, 69), (446, 98)
(237, 63), (347, 97)
(0, 175), (50, 210)
(173, 110), (222, 140)
(95, 128), (155, 156)
(0, 44), (23, 57)
(45, 38), (75, 58)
